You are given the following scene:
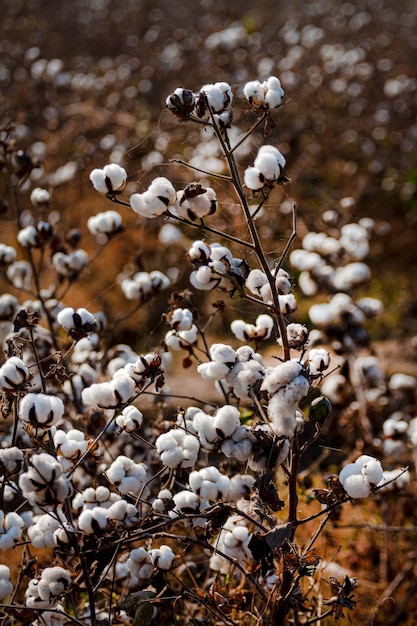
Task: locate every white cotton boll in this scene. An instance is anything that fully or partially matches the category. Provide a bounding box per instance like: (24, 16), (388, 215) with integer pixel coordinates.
(210, 343), (236, 364)
(254, 152), (280, 181)
(198, 360), (229, 380)
(129, 193), (147, 217)
(17, 225), (39, 248)
(30, 187), (50, 205)
(170, 490), (200, 516)
(116, 405), (143, 432)
(213, 405), (241, 438)
(389, 373), (417, 391)
(89, 168), (108, 194)
(28, 513), (63, 548)
(243, 80), (265, 106)
(188, 240), (211, 263)
(0, 356), (29, 390)
(244, 166), (264, 190)
(361, 458), (383, 485)
(111, 373), (136, 404)
(158, 223), (183, 245)
(153, 488), (173, 513)
(0, 565), (13, 600)
(148, 177), (176, 205)
(255, 314), (274, 339)
(378, 469), (410, 493)
(0, 511), (25, 550)
(193, 411), (218, 449)
(308, 348), (330, 376)
(245, 269), (268, 295)
(309, 302), (339, 327)
(261, 360), (304, 395)
(0, 244), (16, 266)
(342, 473), (371, 498)
(228, 475), (255, 500)
(19, 393), (64, 429)
(278, 294), (297, 314)
(78, 507), (109, 534)
(302, 232), (327, 252)
(298, 271), (318, 296)
(200, 84), (226, 113)
(332, 262), (371, 291)
(190, 266), (218, 291)
(267, 395), (298, 437)
(107, 501), (139, 528)
(356, 297), (384, 318)
(231, 320), (254, 341)
(290, 249), (325, 271)
(6, 260), (32, 290)
(150, 545), (175, 570)
(87, 210), (122, 236)
(102, 163), (127, 192)
(0, 447), (24, 476)
(170, 308), (193, 330)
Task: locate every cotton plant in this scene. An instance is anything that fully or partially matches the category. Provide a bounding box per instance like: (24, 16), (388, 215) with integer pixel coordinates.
(0, 75), (412, 626)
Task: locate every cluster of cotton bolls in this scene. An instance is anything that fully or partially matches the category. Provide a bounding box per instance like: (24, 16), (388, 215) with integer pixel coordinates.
(231, 313), (274, 342)
(244, 145), (287, 192)
(18, 452), (73, 507)
(243, 76), (285, 110)
(197, 343), (265, 401)
(87, 210), (122, 237)
(155, 427), (200, 469)
(261, 360), (310, 437)
(105, 455), (149, 499)
(290, 219), (379, 298)
(187, 240), (248, 293)
(52, 249), (89, 279)
(89, 163), (127, 196)
(120, 269), (170, 301)
(209, 515), (252, 574)
(166, 81), (232, 122)
(338, 455), (384, 498)
(17, 221), (54, 249)
(25, 566), (71, 609)
(164, 307), (198, 352)
(245, 268), (296, 312)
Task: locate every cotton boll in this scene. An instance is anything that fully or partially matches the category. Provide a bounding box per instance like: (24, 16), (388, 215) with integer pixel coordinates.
(389, 373), (417, 391)
(307, 348), (330, 376)
(377, 469), (410, 493)
(341, 473), (371, 498)
(261, 360), (304, 395)
(0, 565), (13, 601)
(213, 405), (241, 438)
(190, 266), (219, 291)
(148, 177), (176, 205)
(243, 80), (265, 107)
(87, 210), (122, 236)
(19, 393), (64, 429)
(0, 356), (30, 391)
(150, 545), (175, 570)
(254, 152), (280, 181)
(90, 164), (127, 194)
(116, 405), (143, 432)
(245, 269), (268, 295)
(188, 240), (211, 263)
(244, 166), (264, 191)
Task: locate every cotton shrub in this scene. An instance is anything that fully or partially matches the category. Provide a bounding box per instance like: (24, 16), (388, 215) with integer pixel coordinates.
(0, 74), (412, 626)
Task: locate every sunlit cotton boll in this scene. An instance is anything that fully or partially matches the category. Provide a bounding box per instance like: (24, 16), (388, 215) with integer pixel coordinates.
(17, 225), (39, 248)
(170, 308), (193, 330)
(27, 511), (66, 548)
(89, 163), (127, 194)
(307, 348), (330, 376)
(115, 405), (143, 432)
(105, 456), (148, 497)
(165, 325), (198, 351)
(339, 455), (383, 498)
(81, 375), (135, 409)
(57, 307), (98, 336)
(0, 356), (30, 391)
(19, 393), (64, 429)
(0, 511), (25, 550)
(107, 500), (139, 529)
(87, 210), (122, 236)
(189, 466), (230, 500)
(0, 446), (24, 477)
(156, 429), (200, 468)
(149, 545), (175, 570)
(19, 453), (73, 507)
(0, 565), (13, 601)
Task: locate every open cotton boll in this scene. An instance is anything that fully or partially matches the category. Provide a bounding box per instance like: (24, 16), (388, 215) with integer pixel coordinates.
(87, 210), (122, 236)
(170, 308), (193, 330)
(261, 360), (305, 395)
(209, 343), (236, 364)
(0, 244), (16, 266)
(307, 348), (330, 376)
(19, 393), (64, 429)
(148, 177), (176, 205)
(244, 166), (264, 191)
(90, 163), (127, 194)
(341, 473), (371, 499)
(190, 266), (219, 291)
(243, 80), (265, 106)
(116, 405), (143, 432)
(0, 356), (30, 391)
(213, 405), (241, 438)
(149, 545), (175, 570)
(254, 152), (280, 181)
(155, 429), (200, 468)
(332, 262), (371, 291)
(188, 240), (211, 263)
(0, 565), (13, 601)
